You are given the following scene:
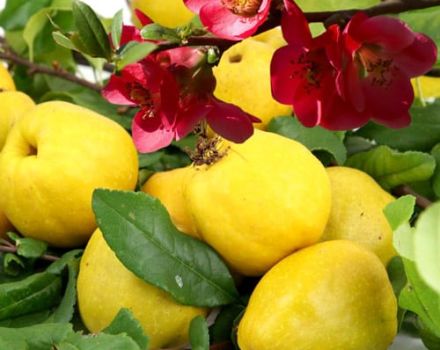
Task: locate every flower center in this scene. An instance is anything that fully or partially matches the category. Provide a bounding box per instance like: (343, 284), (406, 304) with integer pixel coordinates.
(128, 82), (157, 118)
(357, 46), (395, 87)
(222, 0), (262, 17)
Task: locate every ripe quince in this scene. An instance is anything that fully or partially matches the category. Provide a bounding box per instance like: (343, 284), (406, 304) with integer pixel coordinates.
(77, 229), (207, 350)
(0, 101), (138, 247)
(321, 166), (396, 265)
(131, 0), (194, 28)
(184, 130), (331, 276)
(238, 240), (397, 350)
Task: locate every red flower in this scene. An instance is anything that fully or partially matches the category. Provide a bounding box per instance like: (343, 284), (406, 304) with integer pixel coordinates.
(103, 47), (259, 152)
(340, 12), (437, 128)
(185, 0), (271, 40)
(271, 1), (367, 129)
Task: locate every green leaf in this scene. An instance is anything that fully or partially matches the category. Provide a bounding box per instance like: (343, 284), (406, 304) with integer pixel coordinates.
(46, 249), (82, 274)
(294, 0), (378, 11)
(383, 195), (416, 231)
(210, 304), (245, 344)
(140, 23), (181, 43)
(3, 253), (26, 277)
(0, 272), (62, 321)
(92, 189), (239, 307)
(138, 151), (165, 168)
(432, 144), (440, 198)
(72, 0), (111, 59)
(267, 116), (347, 164)
(116, 41), (157, 71)
(103, 308), (149, 350)
(52, 31), (77, 50)
(110, 9), (123, 50)
(0, 310), (52, 328)
(189, 316), (210, 350)
(413, 202), (440, 294)
(345, 145), (436, 190)
(46, 258), (80, 323)
(393, 224), (416, 261)
(7, 232), (49, 259)
(398, 7), (440, 66)
(59, 332), (141, 350)
(0, 323), (74, 350)
(355, 101), (440, 152)
(399, 259), (440, 338)
(0, 0), (51, 30)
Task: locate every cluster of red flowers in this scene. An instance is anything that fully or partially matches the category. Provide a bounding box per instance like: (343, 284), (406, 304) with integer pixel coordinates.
(271, 1), (437, 130)
(103, 1), (437, 153)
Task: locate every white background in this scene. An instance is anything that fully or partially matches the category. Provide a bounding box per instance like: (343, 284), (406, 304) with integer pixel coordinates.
(0, 0), (429, 349)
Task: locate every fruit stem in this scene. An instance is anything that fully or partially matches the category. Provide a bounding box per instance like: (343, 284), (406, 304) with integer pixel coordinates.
(0, 243), (59, 262)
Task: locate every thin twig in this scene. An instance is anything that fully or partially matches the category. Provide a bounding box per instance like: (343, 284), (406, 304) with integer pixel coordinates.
(0, 244), (59, 262)
(392, 185), (433, 209)
(0, 49), (102, 92)
(210, 341), (233, 350)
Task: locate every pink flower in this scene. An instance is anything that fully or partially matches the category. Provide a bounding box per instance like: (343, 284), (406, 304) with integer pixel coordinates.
(185, 0), (271, 40)
(103, 47), (259, 152)
(271, 1), (367, 129)
(340, 12), (437, 128)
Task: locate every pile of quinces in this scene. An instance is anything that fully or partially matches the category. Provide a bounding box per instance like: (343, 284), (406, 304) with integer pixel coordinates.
(0, 51), (400, 349)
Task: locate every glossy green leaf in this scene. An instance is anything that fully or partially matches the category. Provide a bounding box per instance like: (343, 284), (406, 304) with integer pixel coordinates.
(0, 0), (51, 30)
(116, 41), (157, 71)
(72, 0), (111, 59)
(0, 310), (52, 328)
(267, 116), (347, 164)
(103, 308), (149, 350)
(52, 31), (77, 50)
(294, 0), (378, 11)
(0, 323), (74, 350)
(8, 232), (48, 259)
(355, 101), (440, 152)
(59, 332), (141, 350)
(111, 9), (123, 50)
(46, 249), (83, 274)
(383, 195), (416, 231)
(46, 258), (80, 323)
(413, 202), (440, 294)
(92, 189), (239, 307)
(190, 316), (210, 350)
(141, 23), (181, 42)
(345, 145), (436, 190)
(0, 272), (62, 321)
(210, 304), (245, 343)
(432, 144), (440, 198)
(398, 7), (440, 66)
(3, 253), (26, 277)
(399, 259), (440, 338)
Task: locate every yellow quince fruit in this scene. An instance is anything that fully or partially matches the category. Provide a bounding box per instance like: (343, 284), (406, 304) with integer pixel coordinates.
(142, 166), (199, 238)
(0, 63), (16, 92)
(213, 38), (292, 130)
(131, 0), (194, 28)
(252, 26), (286, 49)
(0, 101), (138, 247)
(184, 130), (331, 276)
(321, 166), (396, 265)
(412, 76), (440, 99)
(238, 240), (398, 350)
(77, 229), (207, 350)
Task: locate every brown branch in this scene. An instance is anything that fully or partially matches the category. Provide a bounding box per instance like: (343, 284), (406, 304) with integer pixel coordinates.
(210, 341), (233, 350)
(0, 244), (59, 262)
(392, 185), (433, 209)
(0, 49), (102, 92)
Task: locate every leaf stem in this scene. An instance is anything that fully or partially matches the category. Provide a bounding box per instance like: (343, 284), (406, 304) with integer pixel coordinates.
(0, 244), (59, 262)
(0, 48), (102, 92)
(392, 185), (433, 209)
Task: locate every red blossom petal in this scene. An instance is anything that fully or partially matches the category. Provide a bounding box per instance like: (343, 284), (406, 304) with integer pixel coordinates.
(394, 33), (438, 77)
(120, 25), (142, 46)
(175, 103), (211, 139)
(200, 1), (267, 40)
(206, 99), (257, 143)
(363, 67), (413, 128)
(135, 9), (153, 26)
(281, 0), (312, 47)
(102, 75), (136, 106)
(344, 60), (365, 112)
(270, 46), (305, 105)
(350, 13), (415, 52)
(132, 115), (176, 153)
